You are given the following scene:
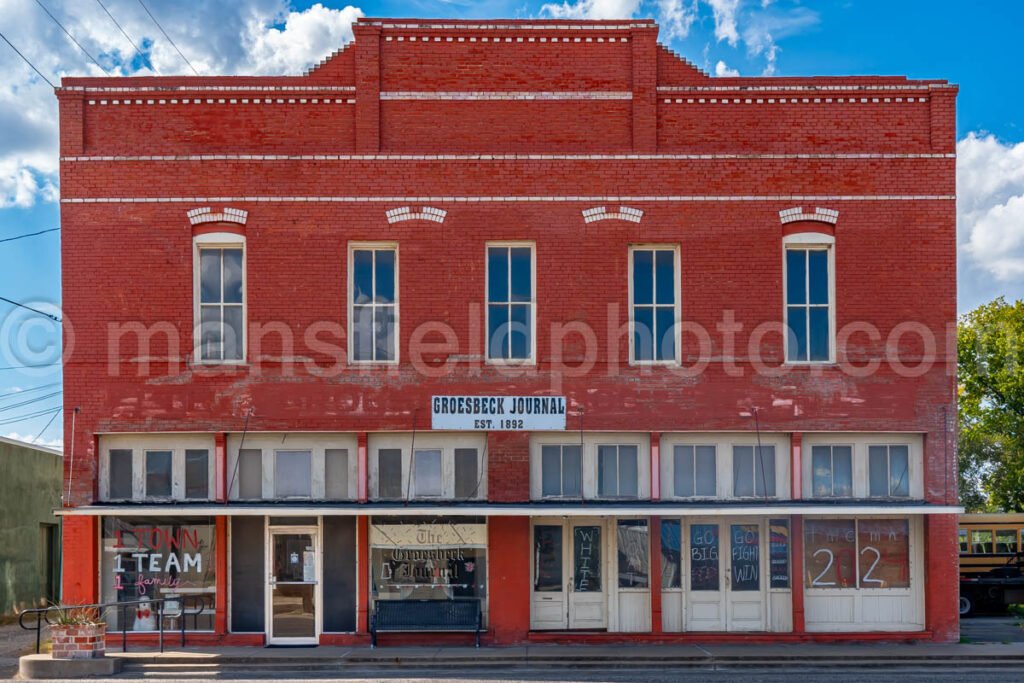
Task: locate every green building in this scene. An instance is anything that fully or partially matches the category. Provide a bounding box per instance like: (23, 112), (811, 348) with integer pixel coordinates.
(0, 435), (62, 616)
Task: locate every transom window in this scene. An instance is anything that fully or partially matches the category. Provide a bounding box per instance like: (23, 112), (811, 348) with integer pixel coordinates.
(785, 245), (832, 362)
(351, 246), (397, 363)
(198, 246), (244, 362)
(733, 445), (776, 497)
(597, 445), (639, 498)
(540, 444), (582, 498)
(672, 445), (717, 497)
(811, 445), (853, 498)
(630, 247), (678, 363)
(487, 244), (534, 361)
(868, 445), (910, 497)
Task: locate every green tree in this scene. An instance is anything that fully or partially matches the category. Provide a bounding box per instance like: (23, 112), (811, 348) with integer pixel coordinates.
(958, 297), (1024, 511)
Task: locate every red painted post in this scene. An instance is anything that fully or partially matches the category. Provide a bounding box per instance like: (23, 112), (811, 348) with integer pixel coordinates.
(791, 515), (805, 633)
(649, 515), (662, 633)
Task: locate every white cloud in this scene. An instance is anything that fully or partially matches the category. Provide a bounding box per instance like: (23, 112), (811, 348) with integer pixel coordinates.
(4, 431), (63, 450)
(741, 7), (817, 76)
(244, 3), (364, 75)
(714, 59), (739, 77)
(657, 0), (699, 40)
(706, 0), (740, 46)
(958, 133), (1024, 292)
(540, 0), (641, 20)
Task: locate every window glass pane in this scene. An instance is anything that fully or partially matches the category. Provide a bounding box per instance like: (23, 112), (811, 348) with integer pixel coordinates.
(275, 450), (312, 498)
(374, 249), (395, 304)
(574, 525), (602, 592)
(541, 445), (561, 497)
(655, 250), (674, 304)
(808, 307), (830, 361)
(972, 530), (993, 554)
(857, 519), (910, 588)
(811, 446), (832, 497)
(730, 524), (760, 591)
(454, 448), (479, 498)
(487, 304), (509, 359)
(378, 449), (403, 499)
(695, 446), (717, 496)
(199, 305), (221, 361)
(353, 250), (373, 304)
(655, 306), (675, 361)
(889, 445), (909, 497)
(509, 303), (530, 359)
(414, 449), (442, 496)
(598, 445), (617, 497)
(352, 305), (373, 361)
(223, 249), (243, 304)
(223, 305), (244, 361)
(325, 449), (349, 499)
(632, 250), (653, 305)
(868, 446), (889, 497)
(808, 249), (829, 305)
(673, 445), (694, 497)
(199, 250), (221, 304)
(510, 247), (532, 302)
(769, 519), (791, 588)
(185, 449), (209, 499)
(660, 519), (682, 589)
(617, 520), (649, 588)
(786, 249), (806, 305)
(633, 306), (653, 362)
(755, 446), (776, 497)
(690, 524), (719, 591)
(562, 445), (582, 497)
(533, 525), (563, 592)
(373, 305), (395, 361)
(618, 445), (638, 497)
(996, 529), (1018, 554)
(145, 450), (172, 498)
(487, 247), (508, 303)
(958, 529), (969, 553)
(804, 519), (856, 588)
(786, 306), (807, 361)
(109, 449), (133, 499)
(833, 446), (853, 497)
(733, 446), (753, 497)
(238, 448), (262, 499)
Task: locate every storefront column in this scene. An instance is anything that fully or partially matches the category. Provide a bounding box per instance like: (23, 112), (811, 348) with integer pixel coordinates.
(61, 516), (98, 604)
(790, 515), (805, 633)
(925, 513), (959, 642)
(488, 516), (530, 643)
(214, 516), (228, 634)
(650, 432), (661, 500)
(357, 433), (368, 502)
(790, 432), (802, 500)
(649, 515), (662, 634)
(215, 432), (227, 501)
(356, 515), (369, 633)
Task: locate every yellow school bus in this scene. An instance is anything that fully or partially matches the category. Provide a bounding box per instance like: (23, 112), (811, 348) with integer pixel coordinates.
(959, 513), (1024, 615)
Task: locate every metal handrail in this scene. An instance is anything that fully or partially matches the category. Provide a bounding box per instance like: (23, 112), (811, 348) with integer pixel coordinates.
(17, 594), (212, 654)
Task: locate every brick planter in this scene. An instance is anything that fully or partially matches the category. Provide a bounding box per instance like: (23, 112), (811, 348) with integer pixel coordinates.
(50, 624), (107, 660)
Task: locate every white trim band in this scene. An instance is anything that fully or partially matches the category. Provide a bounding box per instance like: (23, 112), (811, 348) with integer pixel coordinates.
(60, 153), (957, 162)
(380, 91), (632, 100)
(62, 195), (956, 204)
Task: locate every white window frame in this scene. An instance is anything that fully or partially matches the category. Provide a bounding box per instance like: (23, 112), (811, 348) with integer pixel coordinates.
(628, 245), (681, 366)
(347, 242), (400, 365)
(193, 233), (247, 365)
(782, 232), (835, 364)
(732, 443), (779, 498)
(808, 443), (855, 499)
(485, 241), (537, 365)
(801, 434), (923, 500)
(538, 443), (584, 499)
(664, 443), (718, 499)
(595, 444), (640, 499)
(529, 433), (650, 501)
(867, 443), (912, 499)
(99, 434), (216, 501)
(227, 433), (359, 500)
(367, 433), (487, 500)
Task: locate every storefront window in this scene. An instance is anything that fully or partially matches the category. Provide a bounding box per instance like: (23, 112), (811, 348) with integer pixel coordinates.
(100, 517), (216, 631)
(768, 519), (790, 589)
(805, 518), (911, 590)
(660, 519), (682, 589)
(370, 517), (487, 612)
(857, 519), (910, 588)
(616, 519), (649, 588)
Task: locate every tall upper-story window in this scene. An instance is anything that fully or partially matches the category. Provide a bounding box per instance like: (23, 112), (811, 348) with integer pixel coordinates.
(197, 245), (244, 362)
(487, 244), (534, 362)
(630, 247), (679, 364)
(350, 244), (398, 363)
(784, 237), (834, 363)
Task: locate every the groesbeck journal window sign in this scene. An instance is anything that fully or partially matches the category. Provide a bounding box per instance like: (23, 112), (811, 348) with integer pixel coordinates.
(431, 395), (567, 431)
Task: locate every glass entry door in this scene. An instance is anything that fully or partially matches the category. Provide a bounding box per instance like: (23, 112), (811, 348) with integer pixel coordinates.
(267, 530), (319, 645)
(530, 519), (608, 630)
(685, 519), (766, 632)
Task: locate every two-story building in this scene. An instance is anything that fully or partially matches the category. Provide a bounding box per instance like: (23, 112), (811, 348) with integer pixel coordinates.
(55, 17), (960, 645)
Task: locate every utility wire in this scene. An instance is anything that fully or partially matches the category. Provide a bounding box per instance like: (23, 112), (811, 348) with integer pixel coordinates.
(0, 405), (63, 427)
(0, 381), (62, 400)
(0, 228), (60, 245)
(0, 296), (61, 322)
(33, 407), (62, 444)
(94, 0), (159, 75)
(0, 390), (63, 414)
(33, 0), (110, 75)
(0, 362), (61, 371)
(135, 0), (199, 75)
(0, 30), (56, 88)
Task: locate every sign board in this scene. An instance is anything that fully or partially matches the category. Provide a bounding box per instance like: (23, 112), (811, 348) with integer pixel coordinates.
(431, 395), (567, 431)
(370, 523), (488, 548)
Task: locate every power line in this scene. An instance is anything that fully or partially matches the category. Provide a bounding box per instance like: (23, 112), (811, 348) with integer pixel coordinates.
(0, 296), (61, 322)
(0, 405), (63, 427)
(0, 381), (62, 401)
(0, 228), (60, 245)
(136, 0), (199, 75)
(0, 390), (63, 414)
(0, 30), (56, 88)
(0, 362), (60, 371)
(33, 0), (111, 75)
(33, 408), (62, 444)
(94, 0), (160, 75)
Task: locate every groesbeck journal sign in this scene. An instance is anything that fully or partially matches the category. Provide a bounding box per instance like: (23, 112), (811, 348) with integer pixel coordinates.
(431, 395), (567, 431)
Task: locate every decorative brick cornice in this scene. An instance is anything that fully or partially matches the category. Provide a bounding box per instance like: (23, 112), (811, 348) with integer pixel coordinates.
(385, 206), (447, 224)
(779, 207), (839, 225)
(381, 91), (631, 101)
(582, 206), (644, 223)
(87, 97), (354, 106)
(187, 207), (248, 226)
(662, 96), (928, 105)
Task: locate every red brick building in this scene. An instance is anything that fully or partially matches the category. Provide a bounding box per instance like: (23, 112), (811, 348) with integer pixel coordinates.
(55, 17), (960, 645)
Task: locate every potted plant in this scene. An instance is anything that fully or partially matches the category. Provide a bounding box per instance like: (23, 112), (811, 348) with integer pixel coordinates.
(48, 606), (107, 660)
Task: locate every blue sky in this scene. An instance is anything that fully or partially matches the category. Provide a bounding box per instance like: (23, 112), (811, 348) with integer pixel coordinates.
(0, 0), (1021, 447)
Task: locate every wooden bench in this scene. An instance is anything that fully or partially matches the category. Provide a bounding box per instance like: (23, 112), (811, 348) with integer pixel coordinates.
(370, 599), (481, 648)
